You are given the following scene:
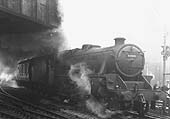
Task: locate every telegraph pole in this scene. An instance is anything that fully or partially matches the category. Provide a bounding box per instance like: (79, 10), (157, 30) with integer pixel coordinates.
(162, 31), (169, 86)
(163, 34), (166, 86)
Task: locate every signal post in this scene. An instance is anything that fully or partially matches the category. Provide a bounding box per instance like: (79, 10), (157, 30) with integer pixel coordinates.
(161, 32), (170, 86)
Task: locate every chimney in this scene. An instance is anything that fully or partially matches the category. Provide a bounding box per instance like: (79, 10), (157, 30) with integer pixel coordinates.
(114, 37), (126, 46)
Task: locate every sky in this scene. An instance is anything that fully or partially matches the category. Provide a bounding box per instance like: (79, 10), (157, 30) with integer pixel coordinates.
(60, 0), (170, 63)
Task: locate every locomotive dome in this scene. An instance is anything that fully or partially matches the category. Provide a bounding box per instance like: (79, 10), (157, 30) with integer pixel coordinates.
(114, 38), (145, 77)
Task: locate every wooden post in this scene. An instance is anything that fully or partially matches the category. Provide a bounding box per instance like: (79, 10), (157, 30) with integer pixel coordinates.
(168, 98), (170, 115)
(162, 101), (166, 114)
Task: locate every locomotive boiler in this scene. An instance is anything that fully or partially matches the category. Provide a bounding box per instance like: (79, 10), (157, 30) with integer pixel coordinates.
(16, 38), (161, 116)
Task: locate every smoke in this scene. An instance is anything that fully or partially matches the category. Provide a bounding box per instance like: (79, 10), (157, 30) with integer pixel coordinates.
(0, 29), (65, 58)
(0, 51), (17, 80)
(69, 63), (92, 95)
(0, 30), (65, 91)
(86, 96), (113, 118)
(0, 29), (65, 81)
(0, 67), (17, 81)
(0, 57), (19, 88)
(68, 63), (113, 118)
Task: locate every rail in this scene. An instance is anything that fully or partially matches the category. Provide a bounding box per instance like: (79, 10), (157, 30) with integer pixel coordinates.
(126, 111), (170, 119)
(0, 86), (83, 119)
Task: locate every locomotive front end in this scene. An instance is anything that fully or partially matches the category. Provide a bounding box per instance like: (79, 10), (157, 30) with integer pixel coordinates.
(115, 42), (145, 77)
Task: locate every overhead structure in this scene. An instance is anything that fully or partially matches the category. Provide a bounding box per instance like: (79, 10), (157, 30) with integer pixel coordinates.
(0, 0), (61, 34)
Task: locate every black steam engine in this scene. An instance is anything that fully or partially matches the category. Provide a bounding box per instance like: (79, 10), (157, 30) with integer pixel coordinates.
(16, 38), (160, 115)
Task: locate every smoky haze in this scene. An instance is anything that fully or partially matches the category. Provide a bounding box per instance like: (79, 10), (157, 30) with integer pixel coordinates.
(0, 29), (65, 68)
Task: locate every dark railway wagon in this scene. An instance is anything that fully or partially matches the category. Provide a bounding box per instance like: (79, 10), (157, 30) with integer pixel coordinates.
(16, 38), (167, 116)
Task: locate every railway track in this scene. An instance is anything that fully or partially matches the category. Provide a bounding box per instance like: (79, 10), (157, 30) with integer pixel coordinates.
(41, 103), (100, 119)
(41, 101), (170, 119)
(124, 111), (170, 119)
(0, 100), (59, 119)
(0, 110), (22, 119)
(2, 86), (170, 119)
(0, 86), (85, 119)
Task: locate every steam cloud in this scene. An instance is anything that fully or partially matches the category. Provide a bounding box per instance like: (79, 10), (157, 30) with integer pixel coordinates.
(0, 54), (18, 87)
(69, 63), (113, 118)
(69, 63), (92, 95)
(86, 96), (112, 118)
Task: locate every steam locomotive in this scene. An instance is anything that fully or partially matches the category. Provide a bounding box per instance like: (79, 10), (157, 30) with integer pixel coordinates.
(16, 38), (164, 116)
